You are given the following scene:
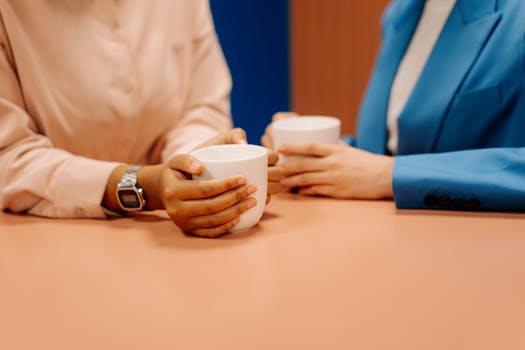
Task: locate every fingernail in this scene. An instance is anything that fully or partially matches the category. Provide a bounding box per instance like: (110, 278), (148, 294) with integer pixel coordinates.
(190, 161), (201, 172)
(237, 177), (247, 185)
(246, 185), (257, 195)
(239, 139), (247, 145)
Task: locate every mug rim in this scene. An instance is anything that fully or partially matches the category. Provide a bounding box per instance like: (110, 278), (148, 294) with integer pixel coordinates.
(190, 144), (268, 163)
(272, 116), (341, 132)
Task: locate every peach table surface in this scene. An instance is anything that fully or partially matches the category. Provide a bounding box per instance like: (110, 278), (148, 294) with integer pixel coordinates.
(1, 194), (524, 350)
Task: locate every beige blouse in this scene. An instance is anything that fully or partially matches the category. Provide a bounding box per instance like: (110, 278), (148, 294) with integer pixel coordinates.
(0, 0), (232, 218)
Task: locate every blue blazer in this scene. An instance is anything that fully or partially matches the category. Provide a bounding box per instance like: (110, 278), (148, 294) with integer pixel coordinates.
(355, 0), (525, 211)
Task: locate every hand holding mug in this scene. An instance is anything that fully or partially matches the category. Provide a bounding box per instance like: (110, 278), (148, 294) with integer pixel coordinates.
(191, 144), (269, 232)
(138, 154), (257, 238)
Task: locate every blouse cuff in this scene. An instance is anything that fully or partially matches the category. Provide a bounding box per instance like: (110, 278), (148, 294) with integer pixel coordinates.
(46, 156), (121, 218)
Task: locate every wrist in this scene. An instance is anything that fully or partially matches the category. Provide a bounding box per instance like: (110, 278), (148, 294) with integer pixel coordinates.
(378, 156), (394, 199)
(137, 164), (166, 210)
(102, 164), (128, 213)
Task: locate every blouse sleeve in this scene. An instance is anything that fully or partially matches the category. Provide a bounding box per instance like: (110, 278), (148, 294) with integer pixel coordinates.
(0, 25), (120, 218)
(160, 0), (233, 160)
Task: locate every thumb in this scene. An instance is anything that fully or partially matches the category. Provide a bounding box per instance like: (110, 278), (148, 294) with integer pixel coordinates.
(167, 154), (204, 175)
(226, 128), (247, 144)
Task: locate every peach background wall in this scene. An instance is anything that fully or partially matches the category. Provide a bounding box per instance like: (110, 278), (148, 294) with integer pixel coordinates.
(290, 0), (391, 135)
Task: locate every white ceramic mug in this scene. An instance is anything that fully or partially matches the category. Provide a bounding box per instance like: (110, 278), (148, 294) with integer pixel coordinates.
(272, 116), (341, 162)
(190, 144), (268, 232)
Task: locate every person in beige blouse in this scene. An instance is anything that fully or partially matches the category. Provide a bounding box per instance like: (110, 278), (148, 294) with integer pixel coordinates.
(0, 0), (282, 237)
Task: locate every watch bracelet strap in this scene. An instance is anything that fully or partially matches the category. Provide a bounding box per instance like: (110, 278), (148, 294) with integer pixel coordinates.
(120, 165), (142, 186)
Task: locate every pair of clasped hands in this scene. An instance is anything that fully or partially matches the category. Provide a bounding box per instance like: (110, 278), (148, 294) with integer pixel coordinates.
(143, 112), (393, 238)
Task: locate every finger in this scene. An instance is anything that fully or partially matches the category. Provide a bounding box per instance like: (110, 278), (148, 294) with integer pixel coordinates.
(167, 154), (204, 175)
(279, 142), (336, 157)
(268, 180), (283, 195)
(170, 175), (247, 200)
(281, 157), (326, 176)
(184, 197), (257, 230)
(268, 164), (285, 181)
(180, 184), (257, 216)
(186, 217), (241, 238)
(267, 150), (279, 166)
(281, 172), (330, 188)
(297, 185), (333, 197)
(261, 128), (273, 149)
(266, 194), (271, 204)
(225, 128), (247, 145)
(261, 125), (274, 149)
(272, 111), (298, 122)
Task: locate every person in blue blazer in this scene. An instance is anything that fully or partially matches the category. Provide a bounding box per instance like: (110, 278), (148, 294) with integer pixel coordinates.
(264, 0), (525, 211)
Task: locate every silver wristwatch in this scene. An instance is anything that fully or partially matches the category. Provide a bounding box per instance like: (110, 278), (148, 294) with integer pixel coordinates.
(116, 165), (146, 211)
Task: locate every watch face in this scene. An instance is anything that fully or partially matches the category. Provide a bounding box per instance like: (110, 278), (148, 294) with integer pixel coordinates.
(117, 189), (141, 209)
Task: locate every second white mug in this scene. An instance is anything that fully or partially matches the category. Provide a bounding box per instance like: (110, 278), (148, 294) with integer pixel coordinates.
(272, 115), (341, 162)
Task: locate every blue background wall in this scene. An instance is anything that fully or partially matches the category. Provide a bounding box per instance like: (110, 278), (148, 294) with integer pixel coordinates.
(210, 0), (290, 145)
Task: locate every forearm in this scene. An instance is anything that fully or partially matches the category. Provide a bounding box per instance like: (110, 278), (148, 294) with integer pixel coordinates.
(1, 143), (120, 218)
(393, 148), (525, 211)
(137, 164), (165, 210)
(161, 119), (230, 161)
(161, 7), (232, 161)
(377, 156), (394, 199)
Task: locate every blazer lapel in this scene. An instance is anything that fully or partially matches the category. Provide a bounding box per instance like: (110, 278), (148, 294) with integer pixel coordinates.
(356, 0), (425, 154)
(397, 0), (501, 155)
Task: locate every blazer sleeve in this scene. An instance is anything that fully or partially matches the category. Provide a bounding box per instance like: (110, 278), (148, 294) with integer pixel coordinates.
(393, 148), (525, 211)
(161, 0), (232, 160)
(0, 28), (120, 218)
